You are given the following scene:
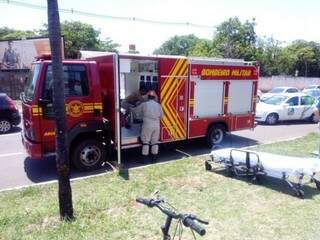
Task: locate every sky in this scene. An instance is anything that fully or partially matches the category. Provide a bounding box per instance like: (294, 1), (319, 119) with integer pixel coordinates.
(0, 0), (319, 54)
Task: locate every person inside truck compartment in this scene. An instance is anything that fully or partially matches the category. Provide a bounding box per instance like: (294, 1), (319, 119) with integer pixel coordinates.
(134, 90), (163, 163)
(123, 86), (147, 106)
(121, 86), (147, 127)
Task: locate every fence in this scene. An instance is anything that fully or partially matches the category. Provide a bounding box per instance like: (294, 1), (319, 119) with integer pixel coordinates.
(0, 70), (29, 100)
(259, 76), (320, 92)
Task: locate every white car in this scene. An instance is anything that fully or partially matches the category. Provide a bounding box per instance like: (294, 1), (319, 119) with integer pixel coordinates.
(303, 85), (320, 90)
(260, 87), (299, 102)
(255, 93), (316, 125)
(302, 89), (320, 100)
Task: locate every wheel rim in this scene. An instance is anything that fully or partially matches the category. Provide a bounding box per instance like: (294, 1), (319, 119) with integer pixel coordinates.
(210, 128), (224, 144)
(267, 114), (277, 124)
(0, 120), (11, 133)
(80, 145), (102, 167)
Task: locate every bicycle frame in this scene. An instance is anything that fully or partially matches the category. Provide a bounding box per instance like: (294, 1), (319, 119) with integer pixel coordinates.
(161, 215), (173, 240)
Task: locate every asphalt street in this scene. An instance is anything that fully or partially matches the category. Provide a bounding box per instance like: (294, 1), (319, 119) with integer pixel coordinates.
(0, 121), (317, 191)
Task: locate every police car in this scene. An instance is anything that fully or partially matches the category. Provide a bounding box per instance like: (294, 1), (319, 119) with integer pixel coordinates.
(255, 93), (316, 125)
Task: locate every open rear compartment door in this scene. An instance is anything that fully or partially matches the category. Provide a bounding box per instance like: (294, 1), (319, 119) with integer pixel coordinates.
(158, 57), (188, 142)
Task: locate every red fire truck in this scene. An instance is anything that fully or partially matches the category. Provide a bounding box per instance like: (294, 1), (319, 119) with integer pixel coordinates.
(21, 53), (259, 171)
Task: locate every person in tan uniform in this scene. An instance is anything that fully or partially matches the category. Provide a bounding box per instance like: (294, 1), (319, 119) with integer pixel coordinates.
(134, 90), (163, 163)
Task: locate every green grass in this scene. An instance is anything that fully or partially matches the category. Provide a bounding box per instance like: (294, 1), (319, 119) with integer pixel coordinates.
(249, 132), (320, 157)
(1, 133), (320, 240)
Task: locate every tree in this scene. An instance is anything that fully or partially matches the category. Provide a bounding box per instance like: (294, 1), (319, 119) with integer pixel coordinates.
(277, 47), (297, 76)
(47, 0), (74, 220)
(61, 21), (117, 58)
(153, 34), (200, 56)
(0, 27), (38, 40)
(40, 21), (120, 58)
(255, 37), (283, 76)
(212, 17), (257, 60)
(280, 40), (319, 77)
(188, 39), (217, 57)
(294, 41), (317, 77)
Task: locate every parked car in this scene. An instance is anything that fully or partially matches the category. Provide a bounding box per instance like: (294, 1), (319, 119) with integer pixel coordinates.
(0, 93), (21, 134)
(260, 87), (299, 102)
(257, 89), (262, 102)
(255, 93), (316, 125)
(303, 85), (320, 90)
(301, 89), (320, 99)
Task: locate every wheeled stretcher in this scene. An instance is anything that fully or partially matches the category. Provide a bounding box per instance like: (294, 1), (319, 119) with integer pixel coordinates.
(205, 148), (320, 198)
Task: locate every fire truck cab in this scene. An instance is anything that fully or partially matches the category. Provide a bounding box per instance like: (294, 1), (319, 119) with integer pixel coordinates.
(21, 53), (258, 171)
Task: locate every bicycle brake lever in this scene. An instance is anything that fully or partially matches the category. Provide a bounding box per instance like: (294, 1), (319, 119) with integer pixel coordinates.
(185, 214), (209, 225)
(195, 217), (209, 225)
(152, 190), (160, 197)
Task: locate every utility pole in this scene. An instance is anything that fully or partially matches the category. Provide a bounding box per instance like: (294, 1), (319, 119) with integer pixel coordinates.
(47, 0), (74, 220)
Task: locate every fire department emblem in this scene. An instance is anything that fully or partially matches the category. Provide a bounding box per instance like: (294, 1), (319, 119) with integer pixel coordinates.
(67, 100), (84, 117)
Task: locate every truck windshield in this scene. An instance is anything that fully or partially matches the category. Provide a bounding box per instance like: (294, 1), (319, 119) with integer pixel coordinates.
(24, 63), (40, 101)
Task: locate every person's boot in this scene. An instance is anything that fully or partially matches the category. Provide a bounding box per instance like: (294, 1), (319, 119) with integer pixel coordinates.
(150, 154), (157, 163)
(142, 155), (149, 164)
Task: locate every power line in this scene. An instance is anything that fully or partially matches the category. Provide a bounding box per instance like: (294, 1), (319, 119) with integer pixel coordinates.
(0, 0), (215, 29)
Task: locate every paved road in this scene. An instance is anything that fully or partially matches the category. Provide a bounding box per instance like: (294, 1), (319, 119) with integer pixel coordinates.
(0, 121), (317, 191)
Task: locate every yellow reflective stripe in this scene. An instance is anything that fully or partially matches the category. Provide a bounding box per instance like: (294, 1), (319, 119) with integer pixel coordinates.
(84, 106), (94, 111)
(31, 102), (102, 116)
(160, 59), (187, 140)
(32, 106), (43, 116)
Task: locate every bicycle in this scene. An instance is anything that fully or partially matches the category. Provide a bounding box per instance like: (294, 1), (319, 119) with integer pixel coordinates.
(136, 195), (209, 240)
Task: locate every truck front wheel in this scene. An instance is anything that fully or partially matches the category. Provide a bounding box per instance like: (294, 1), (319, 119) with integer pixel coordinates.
(206, 124), (226, 148)
(72, 139), (105, 171)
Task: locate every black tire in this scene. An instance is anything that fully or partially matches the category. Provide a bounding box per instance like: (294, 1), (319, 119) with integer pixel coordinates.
(265, 113), (279, 125)
(72, 139), (105, 171)
(0, 119), (12, 134)
(206, 124), (226, 148)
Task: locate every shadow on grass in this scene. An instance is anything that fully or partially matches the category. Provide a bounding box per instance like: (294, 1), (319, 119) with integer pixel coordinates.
(209, 168), (320, 200)
(118, 164), (130, 181)
(23, 134), (258, 184)
(24, 156), (114, 184)
(121, 135), (259, 169)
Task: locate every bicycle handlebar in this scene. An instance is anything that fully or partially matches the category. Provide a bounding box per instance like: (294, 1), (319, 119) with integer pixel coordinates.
(136, 197), (179, 218)
(182, 215), (207, 236)
(136, 197), (208, 236)
(136, 197), (154, 207)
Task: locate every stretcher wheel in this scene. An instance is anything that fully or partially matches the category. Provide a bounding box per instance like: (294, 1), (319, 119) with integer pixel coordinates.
(295, 189), (304, 198)
(205, 161), (212, 171)
(252, 175), (262, 185)
(314, 179), (320, 190)
(226, 167), (234, 177)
